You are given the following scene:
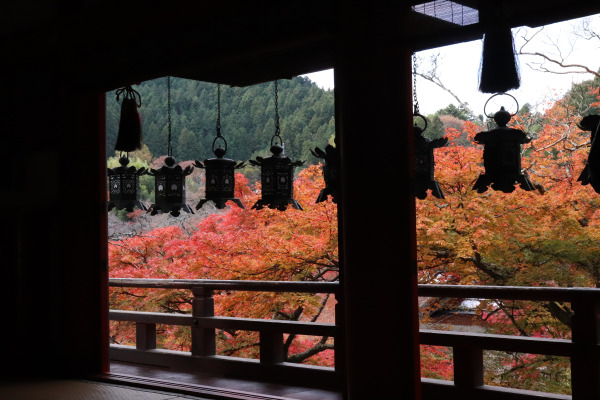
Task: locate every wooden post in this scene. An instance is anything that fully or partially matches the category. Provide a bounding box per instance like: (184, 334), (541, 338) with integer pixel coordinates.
(335, 3), (421, 399)
(453, 345), (484, 389)
(571, 299), (600, 400)
(260, 331), (284, 364)
(191, 287), (216, 356)
(136, 323), (157, 351)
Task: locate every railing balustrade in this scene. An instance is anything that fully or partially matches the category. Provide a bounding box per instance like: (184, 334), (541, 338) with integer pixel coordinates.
(109, 279), (600, 399)
(109, 278), (340, 389)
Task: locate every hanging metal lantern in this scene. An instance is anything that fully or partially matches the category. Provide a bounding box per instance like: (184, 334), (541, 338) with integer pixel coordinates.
(311, 144), (338, 203)
(411, 53), (447, 199)
(195, 84), (245, 209)
(414, 114), (447, 199)
(472, 93), (535, 193)
(147, 76), (194, 217)
(107, 155), (148, 212)
(195, 138), (245, 209)
(576, 115), (600, 193)
(250, 81), (303, 211)
(250, 139), (304, 211)
(148, 156), (194, 216)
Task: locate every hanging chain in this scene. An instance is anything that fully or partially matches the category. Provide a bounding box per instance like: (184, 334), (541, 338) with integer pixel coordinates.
(216, 84), (222, 137)
(412, 53), (420, 115)
(167, 76), (173, 157)
(274, 80), (281, 138)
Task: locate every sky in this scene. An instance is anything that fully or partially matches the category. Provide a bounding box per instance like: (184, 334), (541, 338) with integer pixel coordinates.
(303, 13), (600, 118)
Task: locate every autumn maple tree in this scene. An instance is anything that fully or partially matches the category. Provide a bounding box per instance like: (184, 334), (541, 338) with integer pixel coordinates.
(416, 83), (600, 393)
(109, 77), (599, 391)
(109, 165), (338, 365)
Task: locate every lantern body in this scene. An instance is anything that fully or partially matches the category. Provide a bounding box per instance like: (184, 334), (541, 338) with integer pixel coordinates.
(414, 126), (447, 199)
(576, 115), (600, 193)
(311, 145), (339, 203)
(195, 150), (244, 209)
(473, 108), (534, 193)
(148, 157), (194, 216)
(250, 145), (303, 211)
(107, 157), (147, 212)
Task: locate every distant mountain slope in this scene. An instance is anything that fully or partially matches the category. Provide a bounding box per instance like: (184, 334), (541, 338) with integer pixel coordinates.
(106, 77), (335, 164)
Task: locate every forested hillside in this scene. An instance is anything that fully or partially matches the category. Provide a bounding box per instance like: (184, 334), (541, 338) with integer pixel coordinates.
(106, 76), (335, 165)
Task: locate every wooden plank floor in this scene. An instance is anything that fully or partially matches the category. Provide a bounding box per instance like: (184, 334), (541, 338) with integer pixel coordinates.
(109, 362), (344, 400)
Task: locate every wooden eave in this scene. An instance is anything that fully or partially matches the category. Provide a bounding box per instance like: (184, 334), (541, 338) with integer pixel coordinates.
(2, 1), (600, 90)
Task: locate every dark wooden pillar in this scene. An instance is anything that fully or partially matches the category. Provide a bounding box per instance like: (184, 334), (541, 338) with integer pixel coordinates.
(1, 69), (108, 377)
(335, 4), (421, 400)
(56, 90), (109, 375)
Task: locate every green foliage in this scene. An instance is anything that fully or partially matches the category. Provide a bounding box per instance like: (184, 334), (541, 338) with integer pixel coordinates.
(435, 103), (473, 121)
(563, 71), (600, 116)
(106, 77), (335, 167)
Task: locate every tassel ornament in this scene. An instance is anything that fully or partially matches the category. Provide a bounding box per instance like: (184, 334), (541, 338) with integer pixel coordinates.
(115, 85), (143, 152)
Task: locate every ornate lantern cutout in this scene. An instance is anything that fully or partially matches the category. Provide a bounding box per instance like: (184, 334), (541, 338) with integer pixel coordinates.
(250, 80), (304, 211)
(414, 114), (448, 199)
(107, 155), (148, 212)
(311, 143), (338, 203)
(472, 93), (535, 193)
(147, 77), (194, 217)
(576, 115), (600, 193)
(195, 85), (245, 210)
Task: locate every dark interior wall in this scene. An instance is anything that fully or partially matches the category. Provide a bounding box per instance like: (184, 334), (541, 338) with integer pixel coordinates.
(1, 26), (108, 378)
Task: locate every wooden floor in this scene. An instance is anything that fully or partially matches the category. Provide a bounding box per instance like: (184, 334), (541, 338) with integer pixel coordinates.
(108, 361), (344, 400)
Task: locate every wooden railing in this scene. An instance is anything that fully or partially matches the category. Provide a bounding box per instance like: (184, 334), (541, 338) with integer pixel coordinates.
(419, 285), (600, 400)
(109, 279), (600, 399)
(108, 278), (341, 390)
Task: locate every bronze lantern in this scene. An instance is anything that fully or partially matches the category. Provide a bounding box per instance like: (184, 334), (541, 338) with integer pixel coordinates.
(250, 139), (304, 211)
(107, 155), (148, 212)
(576, 115), (600, 193)
(250, 80), (303, 211)
(195, 84), (245, 210)
(195, 137), (245, 209)
(414, 114), (447, 199)
(311, 144), (338, 203)
(473, 96), (534, 193)
(147, 156), (194, 217)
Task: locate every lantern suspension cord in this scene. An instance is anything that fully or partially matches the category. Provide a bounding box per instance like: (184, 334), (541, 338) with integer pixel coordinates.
(167, 76), (173, 157)
(272, 80), (282, 146)
(412, 53), (420, 115)
(216, 84), (222, 138)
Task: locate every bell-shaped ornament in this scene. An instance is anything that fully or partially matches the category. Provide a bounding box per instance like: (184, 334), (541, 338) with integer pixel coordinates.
(413, 114), (447, 199)
(472, 105), (535, 193)
(311, 144), (339, 204)
(147, 156), (194, 217)
(577, 115), (600, 193)
(250, 141), (304, 211)
(107, 156), (148, 212)
(194, 137), (245, 209)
